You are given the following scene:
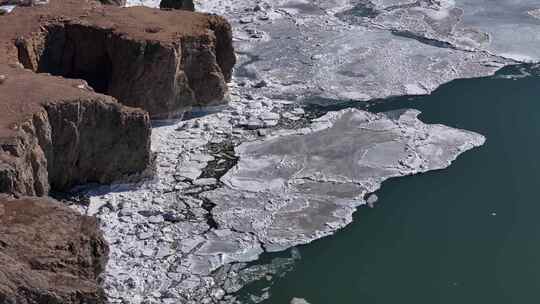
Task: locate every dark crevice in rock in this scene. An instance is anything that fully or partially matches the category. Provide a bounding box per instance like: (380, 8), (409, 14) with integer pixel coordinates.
(42, 24), (115, 94)
(68, 53), (113, 94)
(160, 0), (194, 11)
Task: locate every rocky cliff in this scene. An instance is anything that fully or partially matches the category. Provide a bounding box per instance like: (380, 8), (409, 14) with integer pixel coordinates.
(0, 1), (237, 303)
(0, 194), (109, 304)
(2, 0), (235, 118)
(0, 65), (152, 196)
(0, 0), (237, 195)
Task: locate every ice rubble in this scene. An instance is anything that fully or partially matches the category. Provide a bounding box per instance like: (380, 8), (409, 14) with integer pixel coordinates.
(82, 105), (484, 303)
(73, 0), (540, 302)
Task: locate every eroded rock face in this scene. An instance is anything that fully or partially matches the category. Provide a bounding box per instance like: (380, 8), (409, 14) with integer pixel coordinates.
(45, 96), (152, 191)
(0, 65), (151, 196)
(0, 0), (237, 194)
(2, 0), (235, 118)
(160, 0), (194, 11)
(0, 194), (109, 304)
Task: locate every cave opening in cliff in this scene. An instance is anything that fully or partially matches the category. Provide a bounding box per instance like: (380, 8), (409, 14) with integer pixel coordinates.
(16, 25), (114, 95)
(64, 54), (113, 94)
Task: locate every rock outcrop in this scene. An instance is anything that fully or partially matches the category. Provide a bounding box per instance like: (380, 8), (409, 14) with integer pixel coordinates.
(160, 0), (195, 11)
(0, 65), (152, 196)
(0, 194), (109, 304)
(0, 0), (238, 195)
(0, 2), (238, 304)
(1, 0), (235, 118)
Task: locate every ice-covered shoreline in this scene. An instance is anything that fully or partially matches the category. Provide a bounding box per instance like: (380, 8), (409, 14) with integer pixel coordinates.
(79, 0), (540, 303)
(79, 104), (485, 303)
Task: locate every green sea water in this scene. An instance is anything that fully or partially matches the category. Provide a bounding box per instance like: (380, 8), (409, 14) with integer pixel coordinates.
(236, 64), (540, 304)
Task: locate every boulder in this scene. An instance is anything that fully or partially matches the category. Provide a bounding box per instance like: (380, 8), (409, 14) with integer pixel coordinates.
(0, 194), (109, 304)
(0, 65), (152, 196)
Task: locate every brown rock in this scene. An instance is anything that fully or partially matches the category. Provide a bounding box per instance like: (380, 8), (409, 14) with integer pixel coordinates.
(0, 65), (152, 196)
(0, 194), (109, 304)
(1, 0), (236, 118)
(160, 0), (195, 11)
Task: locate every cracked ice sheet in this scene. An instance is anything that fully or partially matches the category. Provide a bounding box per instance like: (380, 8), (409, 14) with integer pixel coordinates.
(457, 0), (540, 61)
(78, 113), (268, 303)
(246, 22), (501, 100)
(196, 0), (509, 102)
(203, 108), (485, 252)
(333, 0), (540, 61)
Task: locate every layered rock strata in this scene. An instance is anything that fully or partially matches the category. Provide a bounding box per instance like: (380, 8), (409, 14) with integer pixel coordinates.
(0, 0), (236, 194)
(0, 2), (237, 304)
(0, 194), (109, 304)
(0, 0), (235, 118)
(0, 65), (151, 196)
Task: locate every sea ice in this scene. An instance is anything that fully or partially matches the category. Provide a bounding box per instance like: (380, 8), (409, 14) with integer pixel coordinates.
(204, 108), (485, 251)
